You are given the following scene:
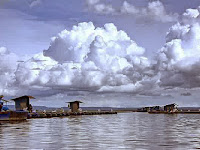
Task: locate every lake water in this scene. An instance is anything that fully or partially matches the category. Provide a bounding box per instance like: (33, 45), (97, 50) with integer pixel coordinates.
(0, 113), (200, 150)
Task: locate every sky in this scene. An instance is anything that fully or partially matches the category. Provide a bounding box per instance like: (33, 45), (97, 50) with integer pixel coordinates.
(1, 0), (200, 107)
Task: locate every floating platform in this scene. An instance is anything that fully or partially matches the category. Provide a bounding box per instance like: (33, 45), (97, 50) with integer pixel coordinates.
(176, 111), (200, 114)
(148, 110), (200, 114)
(0, 111), (28, 121)
(28, 111), (117, 119)
(148, 111), (177, 114)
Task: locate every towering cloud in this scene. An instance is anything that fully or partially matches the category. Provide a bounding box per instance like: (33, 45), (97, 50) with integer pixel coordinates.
(14, 22), (154, 94)
(157, 8), (200, 88)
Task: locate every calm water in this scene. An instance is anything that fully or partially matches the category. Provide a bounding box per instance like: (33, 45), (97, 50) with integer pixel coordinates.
(0, 113), (200, 150)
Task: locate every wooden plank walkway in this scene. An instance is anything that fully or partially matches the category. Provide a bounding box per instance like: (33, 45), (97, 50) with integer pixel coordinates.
(28, 111), (117, 119)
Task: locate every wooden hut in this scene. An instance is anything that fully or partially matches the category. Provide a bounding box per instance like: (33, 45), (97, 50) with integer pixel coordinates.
(0, 95), (3, 111)
(67, 101), (82, 112)
(164, 103), (178, 112)
(12, 95), (35, 112)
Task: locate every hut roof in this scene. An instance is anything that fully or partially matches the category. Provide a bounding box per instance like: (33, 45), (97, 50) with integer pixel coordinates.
(66, 100), (83, 103)
(11, 95), (35, 101)
(165, 103), (178, 107)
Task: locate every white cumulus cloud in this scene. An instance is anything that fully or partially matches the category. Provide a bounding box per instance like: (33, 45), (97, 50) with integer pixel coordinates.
(30, 0), (42, 8)
(157, 7), (200, 88)
(0, 47), (18, 95)
(86, 0), (178, 23)
(14, 22), (154, 94)
(121, 1), (178, 23)
(86, 0), (115, 14)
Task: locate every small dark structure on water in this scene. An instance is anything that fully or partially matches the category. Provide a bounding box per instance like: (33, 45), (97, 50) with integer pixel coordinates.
(138, 106), (161, 112)
(0, 95), (29, 121)
(0, 95), (3, 111)
(12, 95), (35, 112)
(67, 101), (82, 112)
(164, 103), (178, 112)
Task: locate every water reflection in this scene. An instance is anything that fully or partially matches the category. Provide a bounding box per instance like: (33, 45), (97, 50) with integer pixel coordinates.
(0, 113), (200, 150)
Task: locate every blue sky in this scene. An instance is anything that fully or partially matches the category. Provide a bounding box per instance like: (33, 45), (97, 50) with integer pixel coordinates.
(1, 0), (199, 55)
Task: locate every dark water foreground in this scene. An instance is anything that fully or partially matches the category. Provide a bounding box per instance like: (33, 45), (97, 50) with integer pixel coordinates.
(0, 113), (200, 150)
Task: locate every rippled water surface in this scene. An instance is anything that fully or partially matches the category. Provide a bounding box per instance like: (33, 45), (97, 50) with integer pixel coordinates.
(0, 113), (200, 150)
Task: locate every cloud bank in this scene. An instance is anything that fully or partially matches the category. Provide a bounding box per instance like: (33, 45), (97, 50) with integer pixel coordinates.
(86, 0), (178, 22)
(1, 6), (200, 99)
